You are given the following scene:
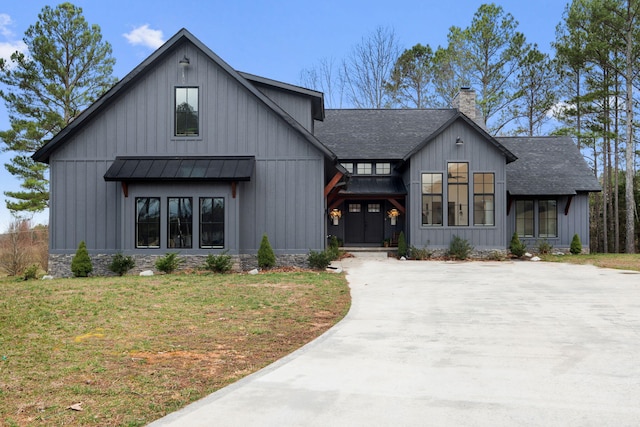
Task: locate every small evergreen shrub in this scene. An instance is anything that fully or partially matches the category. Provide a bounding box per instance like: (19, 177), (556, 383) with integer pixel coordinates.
(409, 245), (432, 260)
(536, 239), (553, 255)
(257, 234), (276, 269)
(23, 264), (39, 280)
(108, 252), (135, 276)
(570, 234), (582, 254)
(509, 232), (527, 258)
(327, 235), (340, 260)
(71, 241), (93, 277)
(308, 250), (332, 270)
(155, 252), (182, 274)
(204, 251), (233, 273)
(397, 231), (407, 258)
(448, 235), (473, 260)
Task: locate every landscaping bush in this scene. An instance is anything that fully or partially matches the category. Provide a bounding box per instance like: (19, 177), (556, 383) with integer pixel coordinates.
(257, 234), (276, 269)
(204, 251), (233, 273)
(23, 264), (39, 280)
(71, 241), (93, 277)
(108, 252), (135, 276)
(536, 239), (553, 255)
(509, 232), (527, 258)
(308, 250), (333, 270)
(448, 235), (473, 260)
(155, 252), (182, 274)
(409, 245), (432, 260)
(327, 235), (340, 260)
(570, 234), (582, 254)
(397, 231), (407, 258)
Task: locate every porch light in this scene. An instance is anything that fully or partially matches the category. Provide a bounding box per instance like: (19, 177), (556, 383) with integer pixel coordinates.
(456, 137), (464, 146)
(387, 208), (400, 226)
(330, 208), (342, 226)
(179, 55), (190, 66)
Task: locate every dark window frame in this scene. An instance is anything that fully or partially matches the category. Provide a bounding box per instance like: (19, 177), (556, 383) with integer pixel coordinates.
(421, 173), (443, 226)
(447, 162), (469, 226)
(200, 197), (225, 249)
(168, 197), (193, 248)
(136, 197), (161, 249)
(473, 173), (495, 226)
(175, 86), (199, 137)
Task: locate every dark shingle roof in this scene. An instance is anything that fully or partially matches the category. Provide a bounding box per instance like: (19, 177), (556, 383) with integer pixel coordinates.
(314, 109), (458, 160)
(499, 136), (601, 195)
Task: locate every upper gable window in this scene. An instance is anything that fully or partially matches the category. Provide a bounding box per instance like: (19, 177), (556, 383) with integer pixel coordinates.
(175, 87), (199, 136)
(356, 163), (372, 175)
(376, 163), (391, 175)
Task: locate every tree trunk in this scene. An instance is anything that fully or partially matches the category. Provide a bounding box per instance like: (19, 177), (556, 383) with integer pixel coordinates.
(624, 1), (636, 253)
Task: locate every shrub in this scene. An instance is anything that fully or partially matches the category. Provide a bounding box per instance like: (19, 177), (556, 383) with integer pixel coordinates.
(23, 264), (39, 280)
(397, 231), (407, 258)
(71, 241), (93, 277)
(327, 235), (340, 260)
(570, 234), (582, 255)
(509, 232), (527, 258)
(448, 235), (473, 260)
(257, 234), (276, 269)
(155, 252), (182, 274)
(204, 251), (233, 273)
(308, 250), (332, 270)
(109, 252), (135, 276)
(536, 239), (553, 255)
(409, 245), (432, 260)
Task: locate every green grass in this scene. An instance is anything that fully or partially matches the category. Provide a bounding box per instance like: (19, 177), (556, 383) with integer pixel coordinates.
(0, 271), (350, 426)
(540, 253), (640, 272)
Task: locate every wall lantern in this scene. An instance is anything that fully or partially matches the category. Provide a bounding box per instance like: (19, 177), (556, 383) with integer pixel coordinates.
(456, 137), (464, 146)
(387, 208), (400, 226)
(329, 208), (342, 226)
(179, 55), (190, 66)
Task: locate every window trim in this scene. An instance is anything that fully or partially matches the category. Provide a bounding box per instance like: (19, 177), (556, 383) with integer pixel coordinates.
(447, 162), (469, 227)
(200, 197), (225, 249)
(473, 172), (495, 226)
(168, 197), (193, 249)
(174, 86), (200, 137)
(135, 197), (161, 249)
(421, 172), (443, 226)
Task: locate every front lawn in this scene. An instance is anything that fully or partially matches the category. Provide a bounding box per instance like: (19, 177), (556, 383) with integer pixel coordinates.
(0, 271), (350, 426)
(540, 253), (640, 272)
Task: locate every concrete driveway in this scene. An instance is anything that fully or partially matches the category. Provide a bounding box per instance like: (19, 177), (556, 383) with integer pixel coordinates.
(150, 257), (640, 426)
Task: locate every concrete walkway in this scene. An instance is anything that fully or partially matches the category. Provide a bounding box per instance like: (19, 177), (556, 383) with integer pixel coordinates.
(150, 258), (640, 426)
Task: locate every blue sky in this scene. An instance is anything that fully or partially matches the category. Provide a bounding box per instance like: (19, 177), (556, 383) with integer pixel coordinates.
(0, 0), (569, 230)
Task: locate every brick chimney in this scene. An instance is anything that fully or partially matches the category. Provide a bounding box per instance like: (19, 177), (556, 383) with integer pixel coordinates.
(452, 87), (485, 128)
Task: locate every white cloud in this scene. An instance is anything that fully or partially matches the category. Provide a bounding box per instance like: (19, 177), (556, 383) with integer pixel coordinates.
(0, 13), (15, 38)
(123, 25), (164, 49)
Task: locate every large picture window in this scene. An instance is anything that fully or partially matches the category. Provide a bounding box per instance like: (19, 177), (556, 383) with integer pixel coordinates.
(539, 200), (558, 237)
(447, 163), (468, 226)
(136, 197), (160, 248)
(421, 173), (443, 226)
(168, 197), (193, 248)
(515, 200), (534, 237)
(175, 87), (199, 136)
(473, 173), (494, 226)
(200, 197), (224, 248)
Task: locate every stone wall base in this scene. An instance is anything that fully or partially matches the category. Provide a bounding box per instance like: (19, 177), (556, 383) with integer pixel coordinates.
(47, 252), (312, 278)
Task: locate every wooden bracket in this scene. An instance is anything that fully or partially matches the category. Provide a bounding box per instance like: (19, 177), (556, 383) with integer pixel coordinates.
(565, 195), (573, 215)
(121, 182), (129, 198)
(232, 182), (237, 199)
(324, 172), (344, 197)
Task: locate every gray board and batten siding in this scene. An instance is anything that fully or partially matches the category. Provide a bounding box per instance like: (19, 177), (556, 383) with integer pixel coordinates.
(34, 30), (333, 263)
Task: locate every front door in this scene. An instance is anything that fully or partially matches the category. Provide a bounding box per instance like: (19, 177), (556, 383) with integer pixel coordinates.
(344, 201), (384, 245)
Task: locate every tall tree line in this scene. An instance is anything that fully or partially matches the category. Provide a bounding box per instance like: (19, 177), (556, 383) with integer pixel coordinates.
(300, 1), (639, 253)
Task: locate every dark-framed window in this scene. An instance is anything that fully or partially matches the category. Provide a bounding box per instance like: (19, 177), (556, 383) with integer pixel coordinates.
(356, 163), (372, 175)
(447, 163), (468, 226)
(473, 173), (495, 226)
(200, 197), (224, 248)
(175, 87), (199, 136)
(516, 200), (534, 237)
(376, 163), (391, 174)
(168, 197), (193, 248)
(421, 173), (443, 226)
(539, 200), (558, 238)
(136, 197), (160, 248)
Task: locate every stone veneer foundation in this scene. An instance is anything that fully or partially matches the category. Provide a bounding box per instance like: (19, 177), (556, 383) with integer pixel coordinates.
(47, 253), (311, 278)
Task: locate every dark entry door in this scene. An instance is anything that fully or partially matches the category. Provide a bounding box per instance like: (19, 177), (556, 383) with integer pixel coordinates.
(345, 201), (384, 245)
